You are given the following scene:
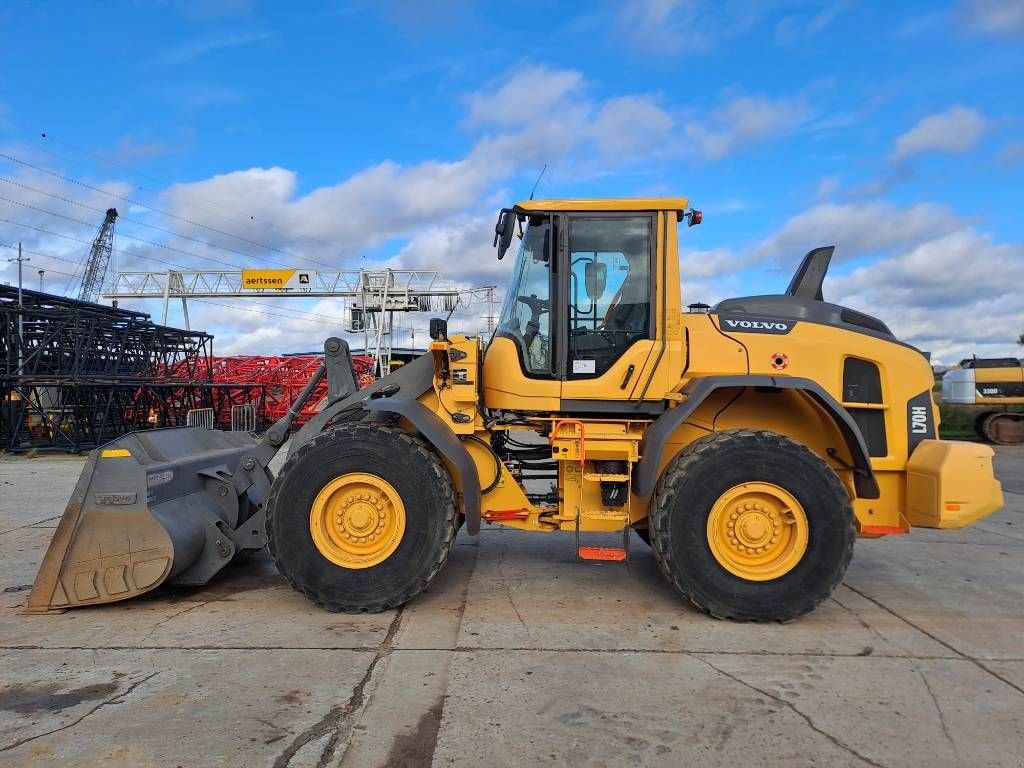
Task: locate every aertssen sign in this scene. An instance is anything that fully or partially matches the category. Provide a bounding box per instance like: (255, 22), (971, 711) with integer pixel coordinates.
(241, 269), (316, 290)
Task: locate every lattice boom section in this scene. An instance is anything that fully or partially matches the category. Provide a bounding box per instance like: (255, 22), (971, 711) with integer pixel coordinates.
(160, 354), (376, 427)
(0, 285), (212, 381)
(1, 286), (376, 451)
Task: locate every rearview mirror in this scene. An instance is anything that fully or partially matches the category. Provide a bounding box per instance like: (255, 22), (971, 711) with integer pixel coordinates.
(584, 261), (607, 301)
(429, 317), (448, 341)
(493, 208), (515, 260)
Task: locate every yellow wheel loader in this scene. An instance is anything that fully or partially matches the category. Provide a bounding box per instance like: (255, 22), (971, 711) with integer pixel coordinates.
(27, 198), (1004, 622)
(942, 358), (1024, 444)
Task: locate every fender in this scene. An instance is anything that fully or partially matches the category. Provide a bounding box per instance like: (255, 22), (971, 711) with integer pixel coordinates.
(363, 397), (482, 535)
(290, 352), (435, 453)
(633, 375), (880, 500)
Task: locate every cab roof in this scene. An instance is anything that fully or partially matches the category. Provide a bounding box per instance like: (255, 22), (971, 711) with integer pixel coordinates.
(515, 197), (689, 213)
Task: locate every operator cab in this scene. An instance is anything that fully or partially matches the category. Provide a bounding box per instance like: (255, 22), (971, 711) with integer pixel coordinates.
(483, 198), (696, 413)
(495, 211), (654, 379)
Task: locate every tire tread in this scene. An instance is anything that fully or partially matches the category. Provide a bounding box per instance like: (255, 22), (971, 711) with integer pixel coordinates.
(266, 423), (457, 613)
(648, 429), (855, 623)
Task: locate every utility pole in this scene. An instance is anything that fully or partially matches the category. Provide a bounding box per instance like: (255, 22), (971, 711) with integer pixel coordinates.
(6, 243), (29, 373)
(38, 269), (45, 293)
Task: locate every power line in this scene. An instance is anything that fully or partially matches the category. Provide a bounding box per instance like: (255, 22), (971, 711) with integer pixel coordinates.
(0, 150), (338, 270)
(0, 242), (84, 267)
(6, 129), (307, 247)
(0, 244), (78, 279)
(0, 195), (245, 270)
(28, 134), (353, 272)
(0, 176), (283, 266)
(0, 216), (186, 271)
(190, 298), (343, 328)
(1, 241), (348, 323)
(32, 129), (282, 228)
(16, 133), (406, 279)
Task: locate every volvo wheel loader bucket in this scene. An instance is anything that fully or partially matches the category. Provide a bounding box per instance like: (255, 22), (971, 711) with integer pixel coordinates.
(25, 427), (270, 613)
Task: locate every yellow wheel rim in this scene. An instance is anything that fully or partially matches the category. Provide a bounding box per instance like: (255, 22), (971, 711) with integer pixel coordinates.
(706, 482), (809, 581)
(309, 473), (406, 569)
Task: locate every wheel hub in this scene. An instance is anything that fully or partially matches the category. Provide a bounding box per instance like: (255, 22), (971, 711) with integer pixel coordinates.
(707, 482), (809, 581)
(310, 473), (406, 569)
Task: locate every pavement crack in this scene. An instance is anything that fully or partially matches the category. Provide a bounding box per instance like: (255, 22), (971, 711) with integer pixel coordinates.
(273, 607), (405, 768)
(138, 601), (210, 644)
(831, 593), (888, 648)
(690, 655), (887, 768)
(0, 643), (988, 660)
(917, 668), (959, 762)
(253, 717), (293, 734)
(452, 542), (480, 645)
(496, 541), (531, 639)
(0, 515), (61, 537)
(844, 584), (1024, 698)
(0, 671), (159, 753)
(970, 524), (1024, 544)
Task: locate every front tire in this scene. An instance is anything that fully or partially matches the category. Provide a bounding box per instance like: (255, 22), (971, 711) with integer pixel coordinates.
(649, 429), (854, 622)
(267, 424), (457, 613)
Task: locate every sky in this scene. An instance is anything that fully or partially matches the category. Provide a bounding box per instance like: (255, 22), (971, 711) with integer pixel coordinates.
(1, 0), (1023, 364)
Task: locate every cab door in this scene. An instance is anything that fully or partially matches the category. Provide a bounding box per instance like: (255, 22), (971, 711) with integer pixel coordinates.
(559, 213), (660, 408)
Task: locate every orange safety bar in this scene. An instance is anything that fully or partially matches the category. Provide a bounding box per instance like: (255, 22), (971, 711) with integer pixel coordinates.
(549, 419), (587, 468)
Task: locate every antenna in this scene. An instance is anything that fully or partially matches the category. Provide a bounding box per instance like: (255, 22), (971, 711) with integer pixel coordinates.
(529, 164), (547, 200)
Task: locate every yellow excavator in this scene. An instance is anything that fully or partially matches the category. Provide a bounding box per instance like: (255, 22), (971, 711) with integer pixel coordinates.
(943, 358), (1024, 444)
(26, 198), (1004, 622)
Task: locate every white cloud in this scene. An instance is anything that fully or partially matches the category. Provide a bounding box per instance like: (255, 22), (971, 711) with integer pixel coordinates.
(465, 66), (585, 129)
(775, 0), (851, 43)
(590, 96), (675, 157)
(959, 0), (1024, 37)
(387, 214), (512, 288)
(890, 106), (988, 162)
(997, 141), (1024, 165)
(680, 247), (735, 279)
(829, 229), (1024, 363)
(157, 32), (272, 66)
(14, 66), (979, 362)
(741, 199), (1022, 364)
(618, 0), (710, 54)
(161, 66), (679, 266)
(618, 0), (767, 55)
(753, 201), (962, 264)
(831, 229), (1023, 309)
(684, 95), (811, 160)
(815, 176), (841, 201)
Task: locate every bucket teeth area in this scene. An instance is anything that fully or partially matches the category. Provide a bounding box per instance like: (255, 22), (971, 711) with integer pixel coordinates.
(25, 492), (175, 612)
(26, 427), (263, 612)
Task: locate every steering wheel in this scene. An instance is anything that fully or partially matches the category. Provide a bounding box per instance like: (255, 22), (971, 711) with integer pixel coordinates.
(517, 295), (549, 349)
(516, 295), (549, 314)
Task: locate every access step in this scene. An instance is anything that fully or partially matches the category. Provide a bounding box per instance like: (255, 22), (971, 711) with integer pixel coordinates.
(577, 546), (628, 562)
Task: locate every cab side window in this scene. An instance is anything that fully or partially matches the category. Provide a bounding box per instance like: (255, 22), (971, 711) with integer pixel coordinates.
(567, 217), (652, 378)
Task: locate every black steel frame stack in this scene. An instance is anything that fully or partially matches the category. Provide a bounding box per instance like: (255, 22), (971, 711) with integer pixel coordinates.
(1, 286), (263, 452)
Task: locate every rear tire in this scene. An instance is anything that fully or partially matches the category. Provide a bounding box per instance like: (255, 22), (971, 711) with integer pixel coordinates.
(267, 424), (457, 613)
(649, 429), (854, 622)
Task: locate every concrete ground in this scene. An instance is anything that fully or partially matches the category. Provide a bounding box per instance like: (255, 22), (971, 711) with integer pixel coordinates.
(0, 448), (1022, 768)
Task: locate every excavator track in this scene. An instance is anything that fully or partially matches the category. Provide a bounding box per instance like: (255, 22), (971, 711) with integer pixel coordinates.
(981, 412), (1024, 445)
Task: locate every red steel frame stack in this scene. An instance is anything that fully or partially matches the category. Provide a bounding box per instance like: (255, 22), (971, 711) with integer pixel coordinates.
(161, 354), (375, 429)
